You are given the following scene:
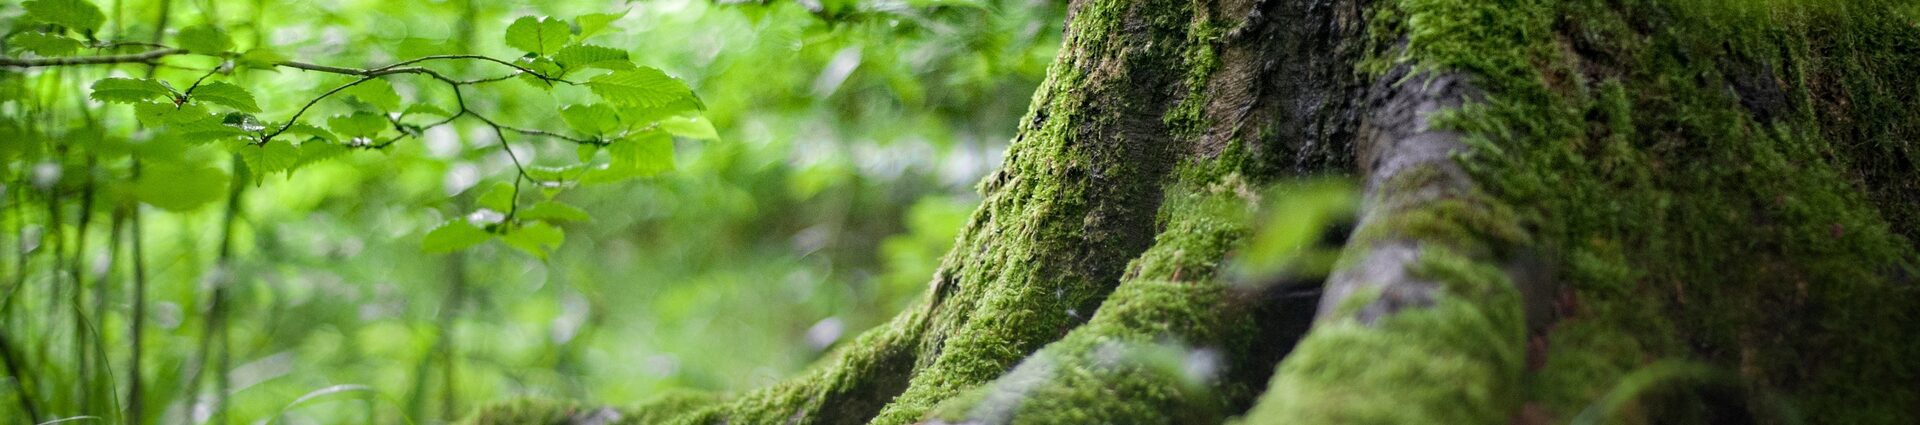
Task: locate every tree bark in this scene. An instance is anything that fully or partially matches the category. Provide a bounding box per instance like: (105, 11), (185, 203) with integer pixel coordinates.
(468, 0), (1920, 423)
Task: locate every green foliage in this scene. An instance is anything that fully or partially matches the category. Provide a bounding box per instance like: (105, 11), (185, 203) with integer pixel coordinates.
(89, 78), (174, 103)
(586, 68), (698, 108)
(176, 24), (234, 54)
(0, 0), (1060, 423)
(191, 82), (261, 112)
(505, 16), (571, 56)
(8, 31), (84, 56)
(22, 0), (104, 34)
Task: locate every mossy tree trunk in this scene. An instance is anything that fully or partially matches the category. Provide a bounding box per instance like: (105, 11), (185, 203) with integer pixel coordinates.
(470, 0), (1920, 424)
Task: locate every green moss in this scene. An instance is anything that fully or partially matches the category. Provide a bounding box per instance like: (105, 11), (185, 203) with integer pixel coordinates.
(1244, 247), (1526, 424)
(1363, 0), (1920, 421)
(923, 177), (1259, 424)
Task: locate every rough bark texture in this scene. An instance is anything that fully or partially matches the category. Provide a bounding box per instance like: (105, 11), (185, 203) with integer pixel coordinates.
(466, 0), (1920, 423)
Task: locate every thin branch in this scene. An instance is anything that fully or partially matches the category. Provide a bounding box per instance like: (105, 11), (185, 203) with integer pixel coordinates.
(0, 49), (180, 67)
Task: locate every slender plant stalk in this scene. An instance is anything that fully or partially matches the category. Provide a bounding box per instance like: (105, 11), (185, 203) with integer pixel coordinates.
(179, 155), (246, 425)
(127, 2), (168, 422)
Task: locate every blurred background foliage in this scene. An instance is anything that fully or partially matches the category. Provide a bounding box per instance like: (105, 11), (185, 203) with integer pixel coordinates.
(0, 0), (1064, 423)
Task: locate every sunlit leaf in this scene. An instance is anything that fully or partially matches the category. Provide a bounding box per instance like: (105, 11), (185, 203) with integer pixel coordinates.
(343, 78), (401, 111)
(327, 112), (388, 137)
(22, 0), (104, 33)
(282, 122), (337, 142)
(589, 130), (673, 181)
(477, 181), (515, 212)
(235, 139), (300, 181)
(575, 10), (627, 40)
(422, 219), (490, 253)
(501, 221), (564, 259)
(403, 104), (451, 118)
(560, 104), (620, 136)
(586, 67), (695, 108)
(91, 78), (173, 104)
(237, 47), (287, 70)
(192, 82), (261, 113)
(177, 24), (233, 54)
(660, 116), (717, 140)
(134, 101), (213, 125)
(504, 16), (570, 56)
(520, 201), (591, 223)
(553, 44), (633, 72)
(8, 32), (83, 56)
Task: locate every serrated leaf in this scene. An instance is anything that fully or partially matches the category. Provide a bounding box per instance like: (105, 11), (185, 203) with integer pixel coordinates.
(559, 104), (620, 136)
(282, 122), (337, 142)
(660, 116), (717, 140)
(327, 112), (388, 137)
(422, 219), (490, 253)
(235, 140), (300, 181)
(91, 78), (173, 104)
(23, 0), (104, 33)
(403, 104), (451, 117)
(586, 67), (695, 108)
(191, 82), (260, 112)
(501, 221), (564, 259)
(296, 139), (349, 166)
(134, 163), (227, 211)
(343, 78), (401, 111)
(163, 116), (251, 144)
(514, 56), (564, 89)
(575, 11), (626, 40)
(9, 32), (84, 56)
(553, 44), (632, 72)
(520, 201), (590, 222)
(591, 130), (673, 181)
(176, 24), (232, 54)
(477, 182), (515, 212)
(134, 101), (213, 125)
(504, 16), (570, 56)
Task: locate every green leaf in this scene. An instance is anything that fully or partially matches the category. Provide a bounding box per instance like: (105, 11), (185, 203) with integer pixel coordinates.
(8, 32), (84, 56)
(176, 24), (233, 54)
(343, 79), (401, 111)
(559, 104), (620, 136)
(660, 116), (718, 140)
(295, 139), (350, 166)
(134, 163), (228, 211)
(327, 112), (388, 137)
(282, 122), (337, 142)
(191, 82), (260, 113)
(477, 182), (515, 212)
(501, 222), (564, 259)
(553, 44), (632, 72)
(585, 67), (695, 108)
(422, 219), (491, 253)
(514, 57), (564, 88)
(237, 47), (287, 70)
(588, 130), (673, 182)
(158, 114), (251, 144)
(504, 16), (570, 56)
(22, 0), (104, 33)
(403, 104), (451, 118)
(91, 78), (173, 104)
(235, 140), (300, 181)
(134, 102), (213, 126)
(520, 201), (590, 223)
(575, 11), (626, 40)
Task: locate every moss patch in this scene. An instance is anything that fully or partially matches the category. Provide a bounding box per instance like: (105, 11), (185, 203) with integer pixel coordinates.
(1368, 0), (1920, 421)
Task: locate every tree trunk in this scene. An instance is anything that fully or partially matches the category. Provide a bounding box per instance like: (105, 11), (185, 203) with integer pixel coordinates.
(469, 0), (1920, 423)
